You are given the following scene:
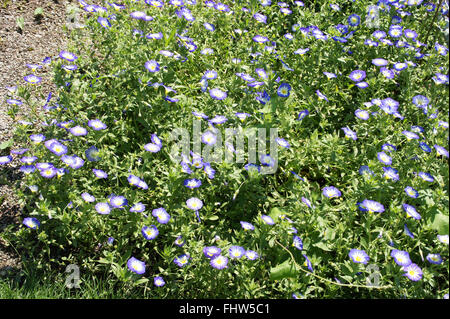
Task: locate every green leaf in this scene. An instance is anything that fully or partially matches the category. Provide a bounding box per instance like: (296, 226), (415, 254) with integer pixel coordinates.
(34, 7), (43, 17)
(430, 214), (449, 235)
(0, 139), (13, 150)
(135, 278), (149, 285)
(16, 16), (24, 30)
(257, 103), (272, 114)
(324, 229), (336, 241)
(98, 258), (112, 264)
(269, 207), (285, 221)
(313, 241), (332, 251)
(269, 259), (299, 281)
(208, 215), (219, 221)
(268, 237), (275, 248)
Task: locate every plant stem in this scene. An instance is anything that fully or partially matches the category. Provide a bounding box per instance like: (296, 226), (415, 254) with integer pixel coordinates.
(275, 239), (392, 290)
(423, 0), (445, 47)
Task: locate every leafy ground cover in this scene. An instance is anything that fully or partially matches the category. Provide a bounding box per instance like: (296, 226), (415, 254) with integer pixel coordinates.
(0, 0), (449, 298)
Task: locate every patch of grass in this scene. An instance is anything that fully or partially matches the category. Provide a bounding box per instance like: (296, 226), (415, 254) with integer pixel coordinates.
(0, 267), (148, 299)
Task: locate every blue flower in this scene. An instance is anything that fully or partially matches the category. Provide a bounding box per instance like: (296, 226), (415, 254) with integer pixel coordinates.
(293, 236), (303, 250)
(404, 224), (414, 238)
(372, 58), (389, 66)
(316, 90), (328, 101)
(59, 50), (78, 62)
(97, 16), (111, 29)
(301, 197), (313, 208)
(260, 154), (275, 167)
(127, 257), (146, 274)
(297, 109), (309, 120)
(276, 138), (290, 149)
(404, 186), (419, 199)
(235, 112), (251, 121)
(437, 235), (449, 245)
(23, 217), (40, 229)
(210, 255), (228, 269)
(383, 167), (399, 181)
(377, 152), (392, 165)
(93, 169), (108, 179)
(0, 155), (13, 165)
(402, 204), (421, 220)
(203, 163), (215, 179)
(380, 67), (395, 79)
(403, 263), (422, 281)
(152, 207), (171, 224)
(40, 167), (57, 178)
(146, 32), (163, 40)
(252, 35), (269, 43)
(245, 250), (259, 260)
(85, 146), (101, 162)
(209, 88), (227, 100)
(355, 81), (369, 89)
(261, 214), (275, 225)
(201, 131), (217, 145)
(174, 254), (190, 267)
(418, 172), (434, 182)
(277, 83), (291, 97)
(256, 90), (271, 105)
(128, 174), (148, 190)
(229, 246), (245, 259)
(95, 202), (111, 215)
(294, 48), (310, 55)
(142, 225), (159, 240)
(382, 143), (397, 152)
(322, 186), (341, 198)
(174, 236), (185, 247)
(434, 144), (449, 158)
(391, 250), (412, 267)
(130, 202), (146, 213)
(130, 11), (148, 20)
(240, 221), (255, 231)
(145, 60), (160, 73)
(69, 126), (88, 136)
(203, 22), (215, 31)
(186, 197), (203, 210)
(303, 254), (314, 272)
(348, 14), (361, 26)
(209, 115), (227, 125)
(349, 70), (366, 82)
(24, 74), (42, 85)
(389, 25), (403, 38)
(81, 192), (95, 203)
(426, 253), (442, 265)
(203, 70), (217, 80)
(360, 200), (385, 213)
(154, 276), (165, 287)
(184, 178), (202, 189)
(88, 119), (107, 130)
(109, 195), (128, 209)
(203, 246), (221, 259)
(349, 249), (369, 264)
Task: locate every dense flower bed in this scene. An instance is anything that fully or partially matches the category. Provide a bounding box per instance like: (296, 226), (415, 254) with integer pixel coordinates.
(1, 0), (449, 298)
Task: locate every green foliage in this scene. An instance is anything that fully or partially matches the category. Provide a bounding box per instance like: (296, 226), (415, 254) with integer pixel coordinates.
(34, 7), (44, 18)
(15, 16), (24, 31)
(1, 0), (448, 299)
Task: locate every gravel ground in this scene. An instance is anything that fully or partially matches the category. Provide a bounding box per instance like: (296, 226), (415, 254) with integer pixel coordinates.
(0, 0), (74, 276)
